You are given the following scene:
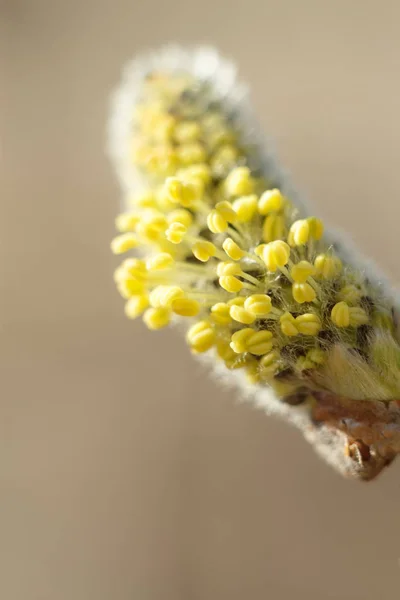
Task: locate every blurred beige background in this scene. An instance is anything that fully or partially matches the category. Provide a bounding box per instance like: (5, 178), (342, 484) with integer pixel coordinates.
(2, 1), (400, 598)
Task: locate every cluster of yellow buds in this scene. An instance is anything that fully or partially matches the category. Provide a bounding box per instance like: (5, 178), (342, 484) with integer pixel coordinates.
(108, 49), (400, 479)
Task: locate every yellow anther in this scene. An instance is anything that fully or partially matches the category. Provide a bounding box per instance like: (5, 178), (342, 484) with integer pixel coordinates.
(164, 176), (200, 207)
(262, 214), (285, 242)
(120, 258), (147, 278)
(296, 356), (316, 371)
(295, 313), (321, 335)
(331, 301), (350, 327)
(244, 294), (272, 317)
(259, 351), (280, 376)
(349, 306), (369, 327)
(216, 340), (237, 364)
(230, 329), (274, 355)
(210, 144), (239, 175)
(207, 209), (228, 233)
(230, 328), (254, 353)
(206, 125), (236, 149)
(145, 145), (177, 176)
(306, 348), (326, 365)
(229, 305), (256, 325)
(167, 209), (193, 228)
(292, 282), (316, 304)
(111, 233), (139, 254)
(149, 285), (184, 308)
(211, 303), (232, 325)
(224, 166), (254, 196)
(124, 295), (150, 319)
(290, 260), (315, 283)
(281, 312), (321, 336)
(174, 120), (202, 143)
(186, 320), (215, 353)
(227, 297), (245, 307)
(216, 261), (242, 277)
(258, 189), (284, 215)
(192, 240), (217, 262)
(143, 307), (171, 330)
(288, 219), (310, 246)
(171, 297), (200, 317)
(178, 163), (211, 185)
(215, 201), (237, 223)
(337, 284), (362, 305)
(165, 222), (187, 244)
(177, 142), (207, 165)
(314, 254), (342, 279)
(219, 275), (243, 293)
(307, 217), (324, 240)
(259, 240), (291, 272)
(222, 238), (244, 261)
(115, 212), (140, 232)
(280, 312), (299, 336)
(117, 277), (145, 299)
(232, 195), (258, 222)
(127, 190), (156, 209)
(146, 253), (174, 271)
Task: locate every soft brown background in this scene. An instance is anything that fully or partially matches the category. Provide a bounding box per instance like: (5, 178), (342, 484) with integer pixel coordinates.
(2, 1), (400, 598)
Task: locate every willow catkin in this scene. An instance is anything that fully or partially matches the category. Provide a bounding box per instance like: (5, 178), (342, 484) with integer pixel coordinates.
(108, 46), (400, 480)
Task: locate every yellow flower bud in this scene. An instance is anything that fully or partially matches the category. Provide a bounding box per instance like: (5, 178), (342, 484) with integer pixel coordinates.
(314, 254), (342, 279)
(174, 120), (202, 143)
(149, 285), (184, 308)
(222, 238), (245, 261)
(211, 303), (231, 325)
(262, 214), (285, 242)
(216, 340), (237, 364)
(258, 189), (284, 215)
(229, 305), (256, 325)
(337, 284), (362, 305)
(171, 297), (200, 317)
(349, 306), (369, 327)
(232, 195), (258, 222)
(192, 241), (216, 262)
(292, 282), (317, 304)
(177, 142), (206, 165)
(186, 321), (215, 353)
(111, 233), (139, 254)
(280, 312), (298, 336)
(164, 176), (200, 207)
(246, 330), (274, 355)
(331, 301), (350, 327)
(290, 260), (315, 283)
(260, 240), (291, 272)
(115, 212), (140, 232)
(259, 351), (280, 376)
(230, 328), (253, 353)
(244, 294), (272, 317)
(165, 222), (187, 244)
(146, 253), (174, 271)
(295, 313), (321, 335)
(224, 166), (254, 196)
(219, 276), (243, 293)
(216, 261), (242, 277)
(215, 201), (237, 223)
(143, 307), (171, 330)
(124, 295), (149, 319)
(167, 209), (193, 228)
(307, 217), (324, 240)
(288, 219), (310, 246)
(207, 209), (228, 233)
